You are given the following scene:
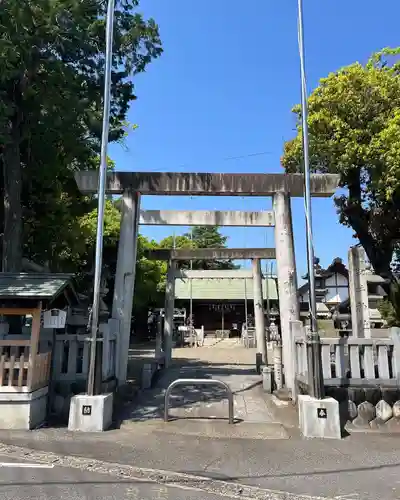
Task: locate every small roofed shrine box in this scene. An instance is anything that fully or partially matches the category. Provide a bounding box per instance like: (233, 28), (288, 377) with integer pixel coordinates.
(0, 273), (78, 429)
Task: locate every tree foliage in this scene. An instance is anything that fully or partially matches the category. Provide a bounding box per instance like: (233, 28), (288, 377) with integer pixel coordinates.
(184, 226), (238, 270)
(77, 201), (165, 315)
(379, 298), (398, 327)
(158, 226), (238, 270)
(158, 234), (194, 251)
(282, 47), (400, 280)
(0, 0), (162, 271)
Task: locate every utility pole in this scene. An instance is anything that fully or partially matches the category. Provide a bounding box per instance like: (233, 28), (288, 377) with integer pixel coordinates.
(190, 227), (193, 325)
(87, 0), (115, 396)
(265, 260), (271, 325)
(297, 0), (324, 399)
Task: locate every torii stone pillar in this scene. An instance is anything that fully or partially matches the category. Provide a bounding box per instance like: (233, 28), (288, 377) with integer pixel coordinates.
(163, 259), (176, 368)
(252, 258), (267, 364)
(112, 189), (141, 384)
(273, 192), (300, 393)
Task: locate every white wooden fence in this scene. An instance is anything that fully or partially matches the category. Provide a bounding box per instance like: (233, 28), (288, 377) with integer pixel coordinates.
(294, 328), (400, 390)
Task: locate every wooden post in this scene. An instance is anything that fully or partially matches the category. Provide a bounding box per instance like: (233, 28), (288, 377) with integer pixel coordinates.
(28, 303), (42, 391)
(18, 353), (25, 387)
(8, 355), (15, 387)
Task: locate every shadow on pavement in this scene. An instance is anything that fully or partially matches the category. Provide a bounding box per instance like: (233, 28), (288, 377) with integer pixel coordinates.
(116, 344), (268, 427)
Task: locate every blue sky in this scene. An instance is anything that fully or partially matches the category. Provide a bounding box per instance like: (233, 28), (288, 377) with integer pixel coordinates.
(109, 0), (400, 278)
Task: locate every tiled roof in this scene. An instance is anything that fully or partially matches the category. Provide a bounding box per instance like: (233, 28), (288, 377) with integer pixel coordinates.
(175, 275), (278, 301)
(0, 273), (74, 299)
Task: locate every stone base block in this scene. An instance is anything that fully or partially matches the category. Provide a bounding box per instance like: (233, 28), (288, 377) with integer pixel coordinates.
(262, 366), (272, 393)
(0, 387), (48, 430)
(298, 395), (341, 439)
(68, 393), (113, 432)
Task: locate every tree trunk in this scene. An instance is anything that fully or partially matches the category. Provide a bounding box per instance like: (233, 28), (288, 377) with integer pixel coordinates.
(2, 135), (22, 272)
(0, 158), (4, 265)
(345, 174), (395, 280)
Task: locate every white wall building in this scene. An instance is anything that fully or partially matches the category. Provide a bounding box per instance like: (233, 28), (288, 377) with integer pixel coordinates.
(298, 257), (388, 327)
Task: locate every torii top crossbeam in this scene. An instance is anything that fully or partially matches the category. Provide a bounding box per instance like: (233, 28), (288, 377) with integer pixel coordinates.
(145, 247), (276, 261)
(74, 171), (339, 197)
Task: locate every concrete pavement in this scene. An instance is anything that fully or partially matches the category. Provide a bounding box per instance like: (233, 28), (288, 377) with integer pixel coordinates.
(0, 426), (400, 499)
(122, 342), (288, 431)
(0, 446), (330, 500)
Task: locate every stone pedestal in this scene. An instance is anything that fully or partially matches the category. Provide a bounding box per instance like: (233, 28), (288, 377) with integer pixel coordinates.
(262, 366), (273, 393)
(68, 394), (113, 432)
(112, 190), (141, 384)
(141, 363), (153, 390)
(0, 387), (48, 430)
(298, 395), (341, 439)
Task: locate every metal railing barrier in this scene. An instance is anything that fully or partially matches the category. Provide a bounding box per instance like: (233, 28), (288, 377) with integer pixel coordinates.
(164, 378), (234, 424)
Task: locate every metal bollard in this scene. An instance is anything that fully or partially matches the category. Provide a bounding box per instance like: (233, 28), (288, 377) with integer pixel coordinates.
(164, 378), (234, 424)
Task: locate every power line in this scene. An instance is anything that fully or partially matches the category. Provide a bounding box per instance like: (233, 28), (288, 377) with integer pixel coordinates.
(124, 150), (273, 174)
(175, 150), (273, 169)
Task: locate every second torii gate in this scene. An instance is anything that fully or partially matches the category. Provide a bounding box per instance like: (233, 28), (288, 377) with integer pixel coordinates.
(145, 247), (276, 367)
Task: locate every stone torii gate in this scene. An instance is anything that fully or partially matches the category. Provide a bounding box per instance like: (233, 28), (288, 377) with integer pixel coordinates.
(74, 171), (339, 390)
(141, 211), (277, 366)
(145, 247), (275, 367)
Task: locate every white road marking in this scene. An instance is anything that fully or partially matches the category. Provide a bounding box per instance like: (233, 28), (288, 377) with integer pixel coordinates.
(0, 462), (55, 468)
(334, 494), (359, 499)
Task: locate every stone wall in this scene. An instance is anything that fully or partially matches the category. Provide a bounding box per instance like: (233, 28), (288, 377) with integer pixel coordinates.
(328, 386), (400, 433)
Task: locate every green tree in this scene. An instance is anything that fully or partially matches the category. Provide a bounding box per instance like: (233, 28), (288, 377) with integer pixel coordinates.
(158, 226), (238, 269)
(158, 234), (194, 250)
(77, 201), (165, 315)
(184, 226), (238, 270)
(135, 235), (165, 311)
(158, 234), (194, 271)
(378, 298), (398, 327)
(0, 0), (162, 271)
(78, 199), (122, 274)
(282, 47), (400, 281)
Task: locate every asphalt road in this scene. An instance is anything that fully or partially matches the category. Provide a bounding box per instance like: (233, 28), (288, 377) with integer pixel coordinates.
(0, 455), (229, 500)
(2, 430), (400, 500)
